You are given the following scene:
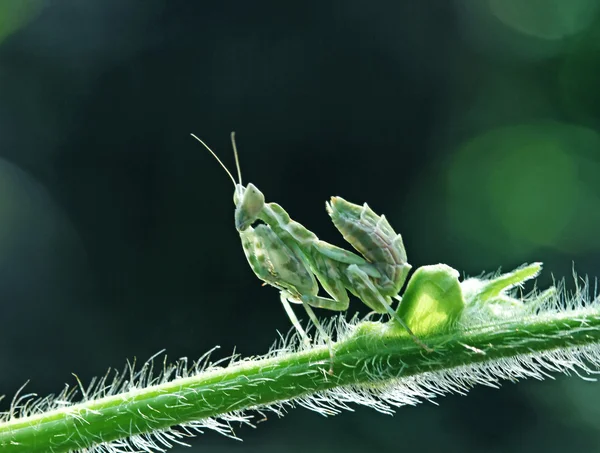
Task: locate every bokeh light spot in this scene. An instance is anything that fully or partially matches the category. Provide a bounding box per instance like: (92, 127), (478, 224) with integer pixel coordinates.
(486, 135), (577, 247)
(457, 0), (571, 60)
(447, 122), (600, 257)
(489, 0), (599, 40)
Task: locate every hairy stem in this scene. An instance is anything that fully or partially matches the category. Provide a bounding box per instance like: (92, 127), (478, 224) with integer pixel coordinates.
(2, 300), (600, 453)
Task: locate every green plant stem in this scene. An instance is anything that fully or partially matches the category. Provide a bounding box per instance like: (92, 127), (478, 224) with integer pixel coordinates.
(2, 305), (600, 453)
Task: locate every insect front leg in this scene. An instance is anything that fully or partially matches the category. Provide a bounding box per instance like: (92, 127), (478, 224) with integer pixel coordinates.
(239, 224), (337, 367)
(300, 251), (351, 310)
(345, 264), (432, 352)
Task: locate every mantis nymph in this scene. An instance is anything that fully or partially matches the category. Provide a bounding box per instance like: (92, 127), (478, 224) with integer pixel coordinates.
(192, 133), (429, 364)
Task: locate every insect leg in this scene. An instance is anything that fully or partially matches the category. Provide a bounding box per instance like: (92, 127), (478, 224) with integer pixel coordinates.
(300, 300), (335, 373)
(302, 251), (351, 309)
(312, 240), (373, 267)
(312, 240), (381, 278)
(280, 292), (311, 347)
(254, 213), (353, 308)
(298, 283), (348, 373)
(346, 264), (433, 352)
(300, 294), (348, 310)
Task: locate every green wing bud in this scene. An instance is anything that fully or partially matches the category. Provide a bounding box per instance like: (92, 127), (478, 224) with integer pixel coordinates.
(396, 264), (464, 335)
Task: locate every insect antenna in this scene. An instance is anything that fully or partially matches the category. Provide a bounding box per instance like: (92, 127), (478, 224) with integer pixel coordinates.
(191, 133), (237, 188)
(230, 131), (243, 186)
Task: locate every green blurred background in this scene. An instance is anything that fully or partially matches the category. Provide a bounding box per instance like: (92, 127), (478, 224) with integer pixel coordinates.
(1, 1), (600, 452)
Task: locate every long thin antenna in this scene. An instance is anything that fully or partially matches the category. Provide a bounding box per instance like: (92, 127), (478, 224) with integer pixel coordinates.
(191, 133), (236, 187)
(230, 131), (243, 185)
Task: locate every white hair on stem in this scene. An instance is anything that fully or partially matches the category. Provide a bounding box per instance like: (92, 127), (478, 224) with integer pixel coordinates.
(2, 273), (600, 453)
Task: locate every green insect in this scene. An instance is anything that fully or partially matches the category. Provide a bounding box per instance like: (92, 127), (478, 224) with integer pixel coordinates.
(193, 133), (430, 364)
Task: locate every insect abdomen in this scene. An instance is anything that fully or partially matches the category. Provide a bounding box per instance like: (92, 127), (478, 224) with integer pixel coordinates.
(326, 196), (411, 295)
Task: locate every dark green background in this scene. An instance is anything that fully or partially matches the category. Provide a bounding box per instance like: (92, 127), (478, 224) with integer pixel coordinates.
(2, 1), (600, 452)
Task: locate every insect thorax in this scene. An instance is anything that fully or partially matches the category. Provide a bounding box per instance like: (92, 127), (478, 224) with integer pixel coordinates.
(259, 202), (319, 246)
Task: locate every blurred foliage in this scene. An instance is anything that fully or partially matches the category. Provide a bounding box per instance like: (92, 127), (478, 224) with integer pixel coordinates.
(490, 0), (599, 39)
(0, 1), (44, 45)
(447, 121), (600, 256)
